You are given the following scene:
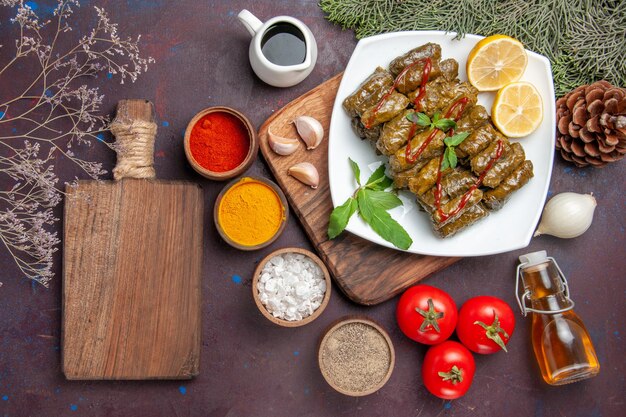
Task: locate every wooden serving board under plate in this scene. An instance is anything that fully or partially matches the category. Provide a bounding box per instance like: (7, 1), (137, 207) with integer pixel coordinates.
(63, 100), (203, 379)
(258, 74), (459, 306)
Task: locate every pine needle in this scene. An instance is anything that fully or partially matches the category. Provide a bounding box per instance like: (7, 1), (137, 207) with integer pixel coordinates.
(319, 0), (626, 97)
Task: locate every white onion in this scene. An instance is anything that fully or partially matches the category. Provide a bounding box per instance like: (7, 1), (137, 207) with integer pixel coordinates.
(534, 192), (597, 238)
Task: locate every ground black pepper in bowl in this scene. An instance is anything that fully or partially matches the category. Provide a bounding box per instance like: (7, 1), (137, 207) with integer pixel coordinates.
(318, 318), (395, 396)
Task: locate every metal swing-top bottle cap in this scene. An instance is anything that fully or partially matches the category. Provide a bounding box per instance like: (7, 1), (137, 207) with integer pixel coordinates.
(518, 250), (549, 268)
(515, 250), (575, 316)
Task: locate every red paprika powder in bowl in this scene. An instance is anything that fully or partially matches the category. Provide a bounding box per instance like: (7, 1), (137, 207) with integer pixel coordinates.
(184, 106), (258, 180)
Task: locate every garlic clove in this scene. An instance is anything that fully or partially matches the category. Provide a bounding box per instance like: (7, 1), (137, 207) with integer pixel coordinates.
(288, 162), (319, 189)
(268, 128), (300, 156)
(293, 116), (324, 150)
(534, 192), (597, 238)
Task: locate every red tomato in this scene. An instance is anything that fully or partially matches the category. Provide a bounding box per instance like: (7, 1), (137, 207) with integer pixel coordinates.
(396, 285), (457, 345)
(456, 296), (515, 354)
(422, 341), (475, 399)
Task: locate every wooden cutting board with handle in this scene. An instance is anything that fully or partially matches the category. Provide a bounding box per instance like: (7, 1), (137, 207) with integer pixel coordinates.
(258, 74), (459, 306)
(62, 99), (203, 380)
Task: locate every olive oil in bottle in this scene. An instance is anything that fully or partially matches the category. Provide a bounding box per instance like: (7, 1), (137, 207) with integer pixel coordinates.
(516, 251), (600, 385)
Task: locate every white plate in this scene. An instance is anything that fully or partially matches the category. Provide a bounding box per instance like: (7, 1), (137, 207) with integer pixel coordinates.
(328, 31), (555, 257)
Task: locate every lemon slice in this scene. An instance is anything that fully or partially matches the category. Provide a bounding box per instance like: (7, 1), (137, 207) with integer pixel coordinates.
(492, 81), (543, 138)
(466, 35), (528, 91)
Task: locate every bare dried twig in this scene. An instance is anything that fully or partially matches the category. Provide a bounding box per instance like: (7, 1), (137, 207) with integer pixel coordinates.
(0, 0), (153, 287)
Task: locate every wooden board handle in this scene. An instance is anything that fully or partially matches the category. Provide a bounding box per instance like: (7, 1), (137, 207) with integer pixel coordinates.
(111, 99), (158, 180)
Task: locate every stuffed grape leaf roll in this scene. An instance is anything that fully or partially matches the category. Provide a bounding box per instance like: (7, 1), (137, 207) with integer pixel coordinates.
(470, 138), (510, 175)
(431, 188), (483, 225)
(342, 67), (393, 117)
(409, 81), (478, 116)
(434, 204), (489, 238)
(407, 157), (453, 196)
(376, 110), (418, 155)
(360, 92), (410, 128)
(482, 142), (525, 188)
(351, 117), (382, 144)
(395, 57), (459, 95)
(389, 43), (441, 77)
(456, 122), (498, 158)
(392, 161), (429, 189)
(483, 160), (534, 210)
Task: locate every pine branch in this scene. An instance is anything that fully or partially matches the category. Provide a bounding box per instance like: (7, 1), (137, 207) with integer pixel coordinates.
(320, 0), (626, 97)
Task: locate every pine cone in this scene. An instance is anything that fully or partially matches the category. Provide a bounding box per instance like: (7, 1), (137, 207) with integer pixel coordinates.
(556, 81), (626, 167)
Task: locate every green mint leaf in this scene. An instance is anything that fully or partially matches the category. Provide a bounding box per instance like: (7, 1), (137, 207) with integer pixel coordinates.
(349, 158), (361, 185)
(368, 175), (394, 191)
(361, 188), (402, 211)
(406, 112), (419, 124)
(432, 112), (441, 123)
(357, 191), (413, 250)
(447, 148), (458, 169)
(328, 197), (358, 239)
(366, 163), (386, 185)
(407, 112), (431, 127)
(417, 112), (431, 127)
(434, 118), (457, 131)
(444, 131), (470, 147)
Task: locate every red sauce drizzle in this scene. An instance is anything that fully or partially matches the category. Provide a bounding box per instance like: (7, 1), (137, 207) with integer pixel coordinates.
(412, 58), (432, 111)
(434, 139), (504, 222)
(405, 96), (469, 164)
(365, 57), (432, 129)
(406, 129), (439, 164)
(444, 96), (469, 119)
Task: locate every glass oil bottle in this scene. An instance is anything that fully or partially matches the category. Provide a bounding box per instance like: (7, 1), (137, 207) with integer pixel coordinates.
(516, 251), (600, 385)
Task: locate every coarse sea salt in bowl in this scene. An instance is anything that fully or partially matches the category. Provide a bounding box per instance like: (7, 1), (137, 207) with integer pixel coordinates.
(252, 247), (332, 327)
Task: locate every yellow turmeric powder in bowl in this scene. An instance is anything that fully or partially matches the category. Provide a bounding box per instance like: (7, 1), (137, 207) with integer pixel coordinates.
(215, 177), (288, 250)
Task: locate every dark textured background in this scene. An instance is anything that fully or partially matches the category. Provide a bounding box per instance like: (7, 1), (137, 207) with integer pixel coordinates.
(0, 1), (624, 416)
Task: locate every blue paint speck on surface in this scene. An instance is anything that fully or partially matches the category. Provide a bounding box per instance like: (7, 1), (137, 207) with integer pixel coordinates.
(70, 404), (78, 411)
(2, 395), (8, 401)
(178, 385), (187, 395)
(293, 351), (299, 356)
(162, 121), (169, 127)
(232, 275), (242, 284)
(614, 331), (619, 336)
(564, 167), (573, 174)
(0, 111), (5, 119)
(96, 133), (105, 142)
(444, 401), (452, 409)
(107, 72), (113, 79)
(45, 89), (53, 97)
(304, 387), (310, 395)
(227, 10), (235, 16)
(24, 1), (55, 16)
